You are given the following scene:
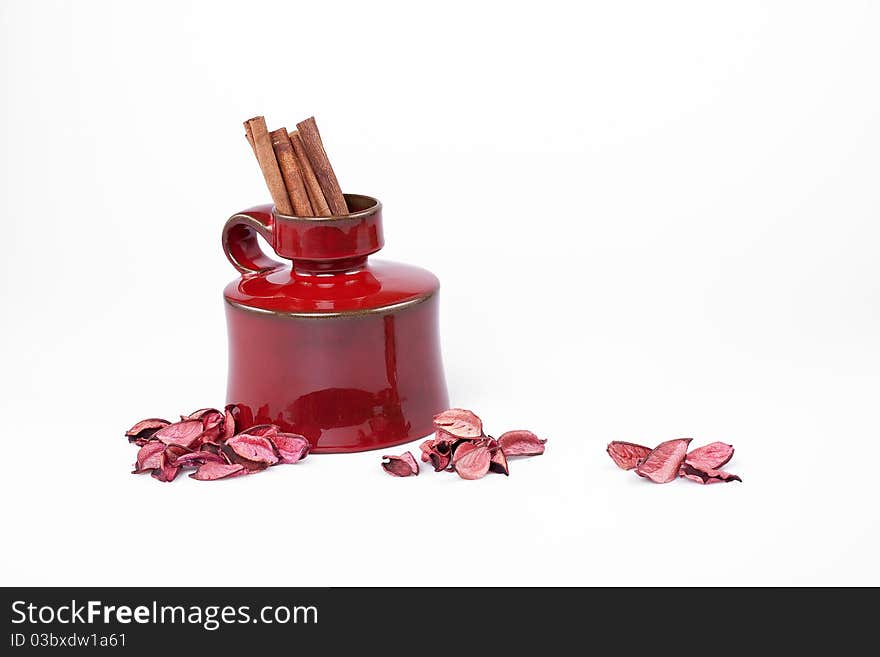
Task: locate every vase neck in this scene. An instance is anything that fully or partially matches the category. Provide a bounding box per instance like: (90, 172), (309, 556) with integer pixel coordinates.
(291, 256), (369, 275)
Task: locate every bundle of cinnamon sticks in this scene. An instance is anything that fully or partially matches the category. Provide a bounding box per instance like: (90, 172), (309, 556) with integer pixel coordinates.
(244, 115), (348, 217)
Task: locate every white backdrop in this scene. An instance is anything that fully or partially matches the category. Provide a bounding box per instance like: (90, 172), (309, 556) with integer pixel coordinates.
(2, 1), (878, 586)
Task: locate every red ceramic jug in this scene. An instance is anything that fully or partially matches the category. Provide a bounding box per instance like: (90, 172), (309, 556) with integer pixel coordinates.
(221, 194), (449, 453)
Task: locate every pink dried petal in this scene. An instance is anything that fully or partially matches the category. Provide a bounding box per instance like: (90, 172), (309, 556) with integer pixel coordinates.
(685, 442), (734, 471)
(680, 463), (742, 484)
(420, 437), (454, 471)
(635, 438), (692, 483)
(421, 435), (453, 456)
(430, 452), (452, 472)
(153, 419), (205, 448)
(218, 445), (235, 465)
(419, 440), (433, 462)
(270, 432), (310, 464)
(164, 444), (190, 460)
(381, 451), (420, 477)
(182, 407), (220, 421)
(242, 424), (279, 438)
(151, 447), (187, 482)
(171, 450), (227, 467)
(498, 430), (546, 457)
(434, 429), (459, 444)
(125, 418), (170, 444)
(198, 409), (225, 435)
(190, 462), (247, 481)
(150, 465), (179, 483)
(132, 441), (166, 474)
(199, 442), (222, 456)
(452, 441), (491, 480)
(226, 433), (279, 465)
(221, 407), (236, 441)
(488, 441), (509, 476)
(606, 441), (652, 470)
(221, 444), (270, 472)
(445, 439), (471, 471)
(224, 403), (253, 433)
(432, 408), (483, 439)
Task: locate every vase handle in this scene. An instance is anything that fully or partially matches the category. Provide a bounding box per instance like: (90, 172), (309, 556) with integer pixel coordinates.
(222, 205), (284, 275)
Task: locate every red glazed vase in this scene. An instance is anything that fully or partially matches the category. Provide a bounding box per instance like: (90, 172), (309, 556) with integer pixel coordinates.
(222, 194), (449, 453)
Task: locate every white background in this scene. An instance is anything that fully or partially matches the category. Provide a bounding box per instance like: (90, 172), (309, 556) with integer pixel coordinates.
(2, 1), (878, 586)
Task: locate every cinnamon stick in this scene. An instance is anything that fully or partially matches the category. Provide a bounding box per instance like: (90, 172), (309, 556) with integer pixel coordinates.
(289, 130), (331, 216)
(295, 117), (348, 215)
(269, 128), (313, 216)
(243, 121), (256, 154)
(244, 116), (293, 215)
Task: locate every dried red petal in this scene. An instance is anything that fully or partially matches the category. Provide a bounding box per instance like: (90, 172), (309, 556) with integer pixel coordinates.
(151, 447), (187, 482)
(498, 430), (546, 457)
(243, 424), (279, 438)
(685, 442), (734, 471)
(220, 444), (270, 472)
(199, 440), (222, 453)
(270, 432), (310, 464)
(190, 462), (247, 481)
(171, 450), (227, 467)
(488, 441), (509, 476)
(152, 419), (205, 448)
(164, 444), (190, 460)
(381, 451), (420, 477)
(434, 429), (459, 444)
(430, 452), (451, 472)
(680, 463), (742, 484)
(420, 437), (454, 471)
(226, 433), (279, 465)
(221, 407), (236, 441)
(200, 442), (222, 457)
(606, 441), (652, 470)
(132, 441), (166, 474)
(419, 440), (433, 462)
(224, 403), (252, 433)
(196, 410), (226, 442)
(432, 408), (483, 439)
(182, 407), (220, 421)
(452, 441), (491, 480)
(125, 418), (171, 444)
(635, 438), (692, 483)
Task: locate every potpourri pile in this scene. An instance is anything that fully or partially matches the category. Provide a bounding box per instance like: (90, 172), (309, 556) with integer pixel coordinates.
(381, 408), (547, 479)
(607, 438), (741, 484)
(125, 406), (309, 482)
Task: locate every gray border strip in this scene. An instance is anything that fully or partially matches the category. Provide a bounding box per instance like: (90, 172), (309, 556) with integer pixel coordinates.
(224, 291), (434, 319)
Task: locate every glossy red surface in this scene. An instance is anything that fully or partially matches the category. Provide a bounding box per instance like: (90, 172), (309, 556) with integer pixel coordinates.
(222, 194), (383, 276)
(225, 259), (441, 315)
(222, 195), (449, 453)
